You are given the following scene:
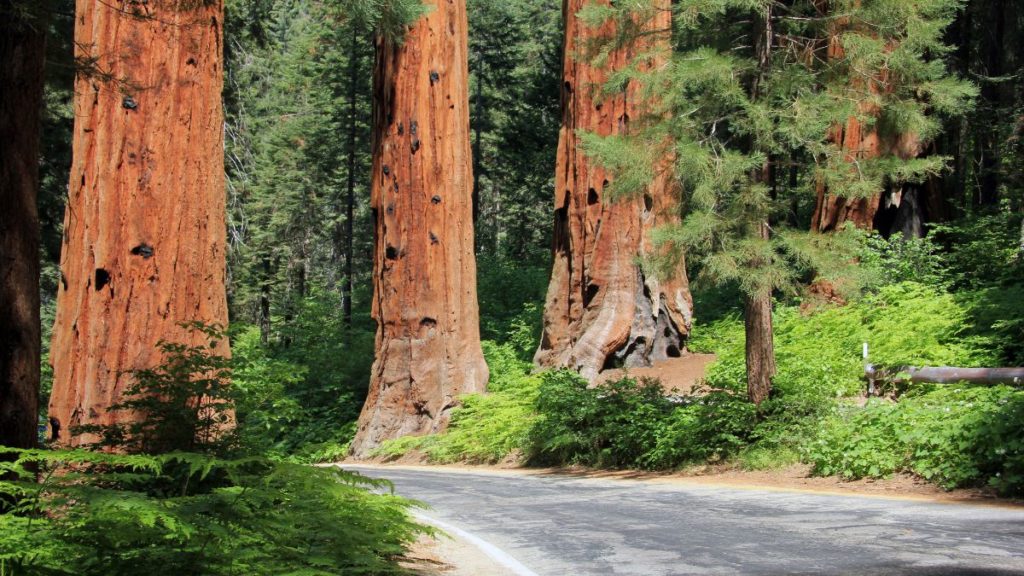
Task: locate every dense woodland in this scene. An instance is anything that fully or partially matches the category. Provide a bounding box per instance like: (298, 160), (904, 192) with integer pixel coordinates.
(1, 0), (1024, 572)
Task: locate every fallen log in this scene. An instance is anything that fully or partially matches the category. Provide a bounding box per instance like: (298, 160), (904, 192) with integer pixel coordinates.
(865, 365), (1024, 393)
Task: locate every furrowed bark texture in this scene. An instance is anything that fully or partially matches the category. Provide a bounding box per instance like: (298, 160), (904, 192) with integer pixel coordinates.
(350, 0), (488, 458)
(0, 6), (46, 449)
(744, 288), (775, 406)
(811, 10), (921, 233)
(49, 0), (229, 446)
(535, 0), (692, 381)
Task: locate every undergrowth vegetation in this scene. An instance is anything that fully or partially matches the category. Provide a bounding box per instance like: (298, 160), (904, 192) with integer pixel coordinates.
(1, 325), (427, 575)
(378, 214), (1024, 495)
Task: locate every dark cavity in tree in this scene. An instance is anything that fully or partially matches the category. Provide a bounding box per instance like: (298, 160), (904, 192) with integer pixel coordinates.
(588, 188), (599, 205)
(130, 243), (155, 259)
(429, 70), (440, 85)
(584, 283), (600, 307)
(431, 195), (442, 204)
(95, 268), (111, 291)
(385, 245), (399, 260)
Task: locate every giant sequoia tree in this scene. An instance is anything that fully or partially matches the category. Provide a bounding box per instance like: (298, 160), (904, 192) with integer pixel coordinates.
(49, 0), (229, 445)
(584, 0), (971, 404)
(811, 0), (972, 236)
(349, 0), (488, 457)
(535, 0), (693, 381)
(0, 2), (48, 448)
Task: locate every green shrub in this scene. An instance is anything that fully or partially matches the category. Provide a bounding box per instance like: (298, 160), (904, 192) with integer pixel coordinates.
(809, 386), (1024, 495)
(931, 211), (1023, 289)
(525, 372), (759, 470)
(527, 373), (671, 468)
(639, 389), (758, 469)
(856, 229), (948, 288)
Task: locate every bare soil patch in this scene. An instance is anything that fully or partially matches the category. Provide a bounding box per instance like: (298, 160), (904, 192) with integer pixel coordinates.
(596, 353), (718, 394)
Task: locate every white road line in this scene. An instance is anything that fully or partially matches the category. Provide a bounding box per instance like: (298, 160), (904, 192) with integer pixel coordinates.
(412, 511), (540, 576)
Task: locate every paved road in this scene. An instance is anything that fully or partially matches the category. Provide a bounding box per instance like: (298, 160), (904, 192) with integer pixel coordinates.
(345, 465), (1024, 576)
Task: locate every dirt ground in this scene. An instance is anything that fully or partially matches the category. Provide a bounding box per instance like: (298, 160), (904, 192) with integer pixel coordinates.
(596, 353), (718, 394)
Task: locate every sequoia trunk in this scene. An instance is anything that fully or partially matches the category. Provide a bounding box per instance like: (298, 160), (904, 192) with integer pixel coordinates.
(0, 5), (46, 449)
(535, 0), (692, 380)
(349, 0), (488, 458)
(811, 6), (923, 233)
(48, 0), (229, 446)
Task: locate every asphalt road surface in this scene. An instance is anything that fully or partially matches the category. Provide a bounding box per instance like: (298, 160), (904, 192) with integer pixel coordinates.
(345, 465), (1024, 576)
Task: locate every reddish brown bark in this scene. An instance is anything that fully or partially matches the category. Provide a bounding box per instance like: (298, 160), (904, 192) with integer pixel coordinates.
(535, 0), (692, 381)
(811, 10), (921, 232)
(0, 5), (46, 449)
(48, 0), (229, 446)
(349, 0), (488, 458)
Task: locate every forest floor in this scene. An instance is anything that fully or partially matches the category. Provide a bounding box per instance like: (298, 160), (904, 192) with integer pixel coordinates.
(595, 353), (718, 394)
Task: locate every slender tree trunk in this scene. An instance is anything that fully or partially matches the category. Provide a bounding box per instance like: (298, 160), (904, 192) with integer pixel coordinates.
(0, 4), (46, 449)
(744, 284), (775, 406)
(472, 57), (483, 236)
(48, 0), (229, 446)
(259, 256), (271, 345)
(746, 7), (776, 407)
(349, 0), (488, 458)
(343, 26), (359, 326)
(535, 0), (693, 381)
(978, 0), (1006, 207)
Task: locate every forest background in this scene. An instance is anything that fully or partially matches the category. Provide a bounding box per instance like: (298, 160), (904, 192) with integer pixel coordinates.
(1, 0), (1024, 572)
(27, 0), (1024, 481)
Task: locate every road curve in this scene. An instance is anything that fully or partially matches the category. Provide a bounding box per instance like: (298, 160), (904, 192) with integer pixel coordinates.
(344, 465), (1024, 576)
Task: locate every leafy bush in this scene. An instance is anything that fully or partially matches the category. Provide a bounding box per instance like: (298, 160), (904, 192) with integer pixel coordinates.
(639, 389), (759, 469)
(957, 283), (1024, 365)
(931, 211), (1023, 289)
(809, 385), (1024, 495)
(526, 373), (670, 468)
(525, 372), (759, 470)
(856, 230), (948, 288)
